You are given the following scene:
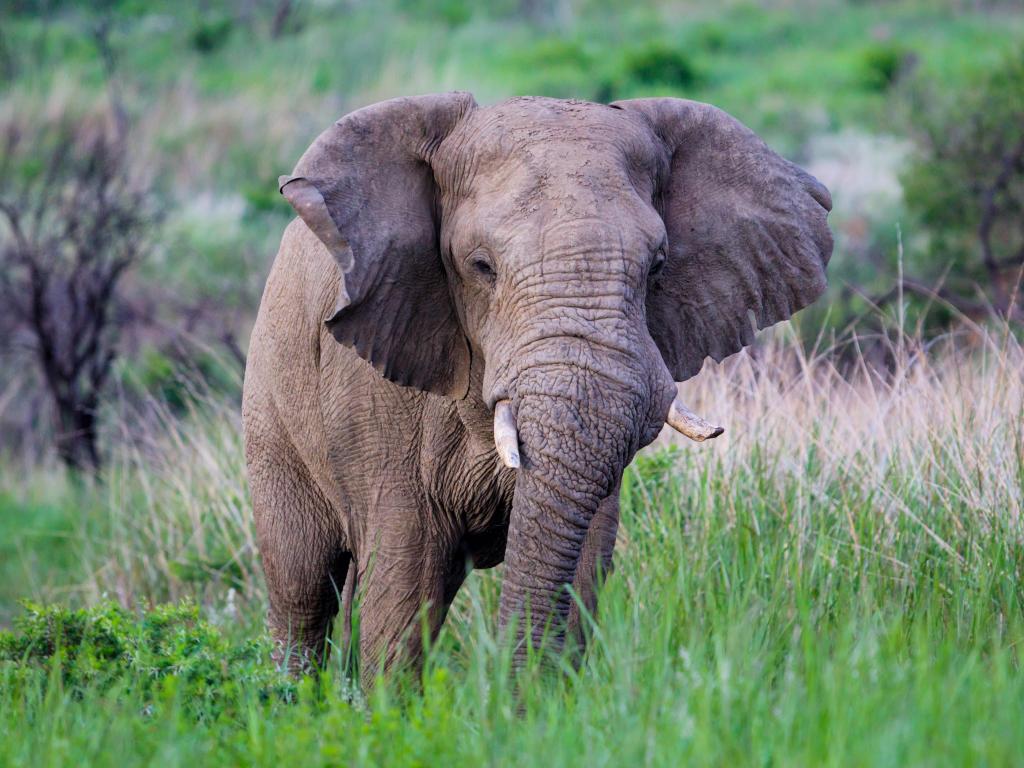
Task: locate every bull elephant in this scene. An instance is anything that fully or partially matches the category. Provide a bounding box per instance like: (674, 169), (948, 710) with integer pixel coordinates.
(242, 92), (832, 685)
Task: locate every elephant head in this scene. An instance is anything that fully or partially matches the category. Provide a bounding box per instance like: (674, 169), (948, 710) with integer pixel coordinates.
(279, 92), (832, 658)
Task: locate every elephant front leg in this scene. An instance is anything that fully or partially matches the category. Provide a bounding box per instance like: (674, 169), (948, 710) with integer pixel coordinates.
(355, 521), (458, 689)
(566, 485), (620, 655)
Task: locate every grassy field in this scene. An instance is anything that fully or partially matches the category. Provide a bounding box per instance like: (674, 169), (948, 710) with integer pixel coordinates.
(2, 318), (1022, 765)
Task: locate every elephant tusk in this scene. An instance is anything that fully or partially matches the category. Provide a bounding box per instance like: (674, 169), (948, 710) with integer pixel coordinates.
(666, 397), (724, 442)
(493, 400), (521, 469)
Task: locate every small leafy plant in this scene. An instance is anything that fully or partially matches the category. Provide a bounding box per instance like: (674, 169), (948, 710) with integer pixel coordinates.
(0, 601), (294, 719)
(858, 41), (912, 91)
(622, 43), (701, 89)
(191, 16), (233, 54)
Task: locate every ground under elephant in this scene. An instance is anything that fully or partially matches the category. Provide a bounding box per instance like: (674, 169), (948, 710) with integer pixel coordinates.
(242, 92), (832, 685)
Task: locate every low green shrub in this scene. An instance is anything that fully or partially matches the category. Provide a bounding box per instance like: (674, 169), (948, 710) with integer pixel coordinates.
(191, 17), (233, 55)
(125, 347), (240, 413)
(0, 601), (294, 719)
(396, 0), (473, 27)
(243, 180), (289, 215)
(694, 22), (728, 53)
(597, 42), (703, 102)
(503, 37), (596, 99)
(622, 42), (701, 89)
(859, 42), (912, 91)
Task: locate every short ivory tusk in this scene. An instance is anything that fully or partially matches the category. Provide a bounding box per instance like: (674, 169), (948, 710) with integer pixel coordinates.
(666, 397), (724, 442)
(493, 400), (521, 469)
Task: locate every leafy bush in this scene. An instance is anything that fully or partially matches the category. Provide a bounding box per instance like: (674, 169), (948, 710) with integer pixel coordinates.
(622, 42), (701, 89)
(243, 180), (289, 215)
(694, 22), (728, 53)
(516, 38), (592, 72)
(505, 38), (596, 99)
(191, 17), (233, 54)
(858, 42), (911, 91)
(126, 347), (240, 414)
(595, 42), (703, 102)
(397, 0), (473, 27)
(0, 602), (294, 719)
(901, 47), (1024, 319)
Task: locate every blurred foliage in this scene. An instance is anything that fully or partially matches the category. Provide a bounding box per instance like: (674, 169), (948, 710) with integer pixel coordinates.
(594, 41), (703, 100)
(0, 0), (1022, 458)
(191, 16), (234, 54)
(397, 0), (474, 27)
(901, 46), (1024, 316)
(622, 43), (701, 89)
(0, 489), (83, 625)
(127, 347), (239, 413)
(858, 41), (913, 91)
(503, 36), (597, 99)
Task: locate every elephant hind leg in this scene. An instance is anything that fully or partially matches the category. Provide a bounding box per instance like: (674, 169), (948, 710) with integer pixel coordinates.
(265, 545), (350, 675)
(247, 415), (348, 674)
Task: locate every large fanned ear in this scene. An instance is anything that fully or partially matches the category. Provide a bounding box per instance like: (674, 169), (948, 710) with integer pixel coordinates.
(612, 98), (833, 381)
(279, 91), (477, 397)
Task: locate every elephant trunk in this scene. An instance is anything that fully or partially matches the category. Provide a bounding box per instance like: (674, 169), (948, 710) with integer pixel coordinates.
(498, 358), (651, 660)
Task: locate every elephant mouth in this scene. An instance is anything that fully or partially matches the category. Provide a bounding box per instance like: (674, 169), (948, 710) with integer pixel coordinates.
(491, 393), (722, 469)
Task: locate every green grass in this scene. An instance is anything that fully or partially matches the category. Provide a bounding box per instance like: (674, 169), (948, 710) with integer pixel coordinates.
(0, 478), (90, 625)
(1, 323), (1022, 765)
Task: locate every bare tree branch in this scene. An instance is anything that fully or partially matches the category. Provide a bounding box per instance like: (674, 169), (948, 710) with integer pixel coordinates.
(269, 0), (294, 39)
(0, 108), (152, 472)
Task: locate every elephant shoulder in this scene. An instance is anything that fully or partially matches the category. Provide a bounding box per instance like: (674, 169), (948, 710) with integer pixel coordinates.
(261, 217), (342, 337)
(245, 218), (347, 508)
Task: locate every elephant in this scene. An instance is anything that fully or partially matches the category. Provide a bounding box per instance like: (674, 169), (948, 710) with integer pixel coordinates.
(242, 92), (832, 685)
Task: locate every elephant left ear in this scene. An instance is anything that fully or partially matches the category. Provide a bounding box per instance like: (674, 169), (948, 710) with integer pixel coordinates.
(612, 97), (833, 381)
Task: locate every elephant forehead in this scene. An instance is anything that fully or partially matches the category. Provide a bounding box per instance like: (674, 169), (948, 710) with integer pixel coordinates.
(436, 97), (664, 199)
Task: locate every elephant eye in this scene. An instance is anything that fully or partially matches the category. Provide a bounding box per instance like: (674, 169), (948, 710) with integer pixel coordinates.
(649, 249), (666, 277)
(469, 252), (497, 283)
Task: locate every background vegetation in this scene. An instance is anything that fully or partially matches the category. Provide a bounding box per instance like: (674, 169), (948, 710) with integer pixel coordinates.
(1, 0), (1022, 764)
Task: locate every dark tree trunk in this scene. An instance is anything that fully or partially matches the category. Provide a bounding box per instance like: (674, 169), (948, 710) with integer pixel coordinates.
(270, 0), (294, 39)
(53, 400), (100, 473)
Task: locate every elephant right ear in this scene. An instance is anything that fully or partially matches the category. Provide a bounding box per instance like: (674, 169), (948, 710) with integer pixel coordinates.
(279, 92), (477, 398)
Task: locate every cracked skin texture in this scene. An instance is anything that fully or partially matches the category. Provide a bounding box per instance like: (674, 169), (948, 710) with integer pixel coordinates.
(242, 93), (833, 686)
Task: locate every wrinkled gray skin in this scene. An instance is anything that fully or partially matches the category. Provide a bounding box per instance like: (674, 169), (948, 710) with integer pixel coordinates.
(242, 93), (832, 685)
